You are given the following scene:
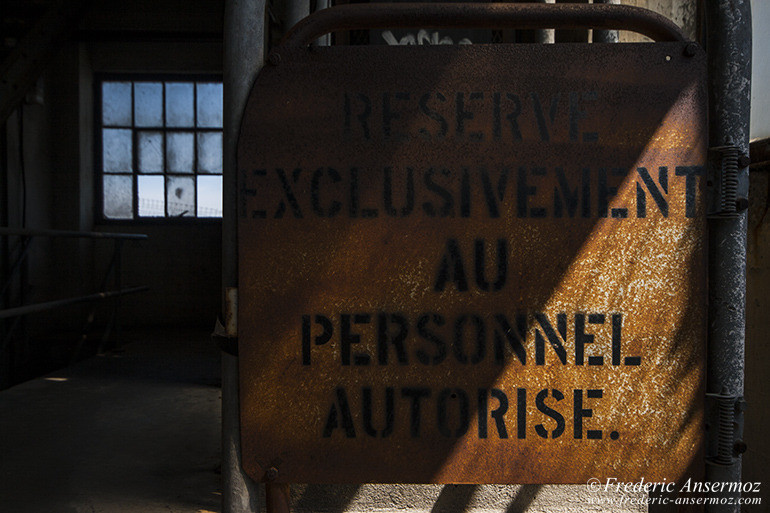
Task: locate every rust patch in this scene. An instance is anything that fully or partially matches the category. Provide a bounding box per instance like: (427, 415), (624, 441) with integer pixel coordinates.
(237, 42), (707, 484)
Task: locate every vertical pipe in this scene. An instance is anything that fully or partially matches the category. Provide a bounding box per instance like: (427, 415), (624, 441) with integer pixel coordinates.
(286, 0), (310, 32)
(704, 1), (751, 512)
(592, 0), (619, 43)
(313, 0), (331, 46)
(0, 124), (8, 389)
(223, 0), (266, 512)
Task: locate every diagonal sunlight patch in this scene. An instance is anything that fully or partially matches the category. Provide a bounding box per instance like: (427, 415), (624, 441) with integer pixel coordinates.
(438, 85), (707, 484)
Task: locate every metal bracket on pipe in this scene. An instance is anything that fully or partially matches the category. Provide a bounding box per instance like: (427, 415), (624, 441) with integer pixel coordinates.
(707, 144), (750, 218)
(213, 319), (239, 356)
(705, 392), (747, 466)
(214, 287), (239, 356)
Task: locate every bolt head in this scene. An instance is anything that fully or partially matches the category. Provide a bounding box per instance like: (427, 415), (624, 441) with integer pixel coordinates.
(268, 52), (281, 66)
(684, 43), (699, 57)
(265, 467), (279, 480)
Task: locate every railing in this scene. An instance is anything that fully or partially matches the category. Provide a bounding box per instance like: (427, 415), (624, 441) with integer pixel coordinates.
(0, 227), (149, 368)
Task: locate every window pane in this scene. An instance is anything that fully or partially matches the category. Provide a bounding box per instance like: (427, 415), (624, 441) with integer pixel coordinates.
(197, 132), (222, 173)
(103, 175), (133, 219)
(134, 82), (163, 127)
(196, 83), (223, 128)
(197, 175), (222, 217)
(166, 82), (194, 127)
(103, 128), (133, 172)
(138, 131), (163, 173)
(102, 82), (132, 126)
(166, 132), (194, 173)
(167, 176), (195, 217)
(138, 175), (165, 217)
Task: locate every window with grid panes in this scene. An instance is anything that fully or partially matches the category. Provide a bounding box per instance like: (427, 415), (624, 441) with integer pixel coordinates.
(98, 77), (223, 220)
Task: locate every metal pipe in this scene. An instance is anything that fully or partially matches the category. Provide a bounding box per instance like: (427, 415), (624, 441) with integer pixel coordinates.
(555, 0), (588, 43)
(279, 3), (688, 49)
(265, 483), (291, 513)
(0, 227), (148, 240)
(517, 0), (553, 44)
(223, 0), (265, 512)
(592, 0), (619, 43)
(0, 286), (148, 319)
(285, 0), (309, 34)
(704, 1), (752, 511)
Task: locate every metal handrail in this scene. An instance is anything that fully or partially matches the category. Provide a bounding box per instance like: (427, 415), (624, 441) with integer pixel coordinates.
(0, 227), (147, 240)
(0, 287), (149, 319)
(1, 227), (148, 358)
(279, 3), (688, 49)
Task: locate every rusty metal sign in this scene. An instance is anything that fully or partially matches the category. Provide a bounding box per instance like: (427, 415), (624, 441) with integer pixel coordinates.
(237, 41), (706, 484)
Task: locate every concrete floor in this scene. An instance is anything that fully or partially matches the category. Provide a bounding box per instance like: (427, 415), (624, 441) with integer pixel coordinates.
(0, 329), (222, 513)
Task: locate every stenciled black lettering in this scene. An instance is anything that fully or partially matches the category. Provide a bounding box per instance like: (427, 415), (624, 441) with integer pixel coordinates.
(531, 92), (559, 142)
(535, 389), (565, 439)
(480, 167), (509, 218)
(383, 92), (409, 139)
(676, 166), (704, 218)
(505, 93), (523, 140)
(456, 92), (484, 141)
(311, 167), (342, 218)
(362, 387), (395, 438)
(402, 387), (431, 437)
(574, 389), (603, 439)
(274, 168), (303, 218)
(348, 168), (378, 218)
(517, 388), (527, 439)
(437, 388), (470, 437)
(478, 388), (509, 439)
(383, 167), (415, 217)
(460, 168), (471, 217)
(453, 314), (486, 364)
(554, 167), (579, 218)
(422, 168), (454, 217)
(341, 313), (371, 366)
(322, 387), (356, 438)
(598, 167), (627, 218)
(416, 313), (447, 365)
(418, 92), (448, 139)
(344, 93), (371, 139)
(535, 313), (568, 365)
(636, 166), (669, 218)
(575, 313), (605, 366)
(474, 238), (507, 291)
(434, 238), (468, 292)
(377, 313), (409, 365)
(493, 313), (527, 364)
(243, 169), (265, 219)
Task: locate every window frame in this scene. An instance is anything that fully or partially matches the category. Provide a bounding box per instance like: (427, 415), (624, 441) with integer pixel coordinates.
(94, 72), (224, 225)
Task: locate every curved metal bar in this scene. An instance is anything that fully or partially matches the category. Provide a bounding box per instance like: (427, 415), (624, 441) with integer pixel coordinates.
(279, 3), (687, 48)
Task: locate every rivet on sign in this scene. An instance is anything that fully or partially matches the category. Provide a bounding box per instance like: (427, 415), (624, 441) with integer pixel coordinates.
(684, 43), (699, 57)
(268, 52), (281, 66)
